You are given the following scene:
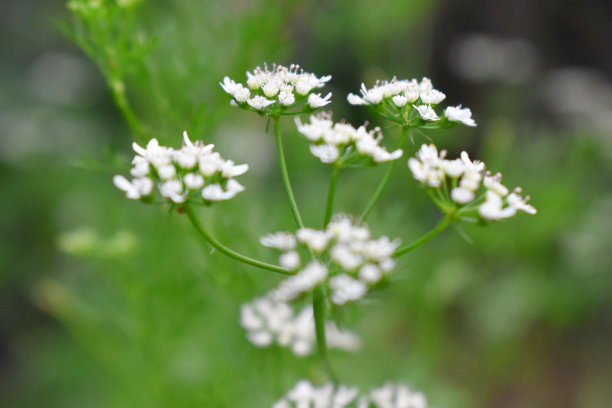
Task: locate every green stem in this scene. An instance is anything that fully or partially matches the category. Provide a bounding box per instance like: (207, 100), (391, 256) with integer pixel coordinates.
(393, 214), (453, 257)
(323, 166), (341, 227)
(107, 74), (148, 144)
(273, 117), (304, 228)
(183, 204), (291, 275)
(313, 284), (337, 382)
(359, 127), (409, 223)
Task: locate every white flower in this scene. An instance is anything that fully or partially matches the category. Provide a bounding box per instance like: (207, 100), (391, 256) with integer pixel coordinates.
(198, 152), (224, 177)
(278, 90), (296, 106)
(247, 95), (275, 110)
(392, 95), (408, 107)
(296, 228), (332, 253)
(132, 138), (172, 168)
(441, 158), (465, 178)
(201, 179), (245, 202)
(479, 190), (517, 220)
(483, 171), (509, 196)
(408, 144), (446, 187)
(451, 186), (475, 204)
(370, 146), (403, 163)
(419, 89), (446, 104)
(331, 244), (363, 270)
(115, 131), (248, 205)
(158, 180), (187, 203)
(157, 164), (176, 180)
(262, 79), (281, 97)
(361, 83), (385, 104)
(260, 232), (296, 250)
(413, 104), (440, 121)
(369, 383), (428, 408)
(113, 175), (153, 200)
(444, 105), (476, 127)
(330, 274), (368, 305)
(219, 76), (250, 102)
(295, 113), (334, 142)
(308, 92), (332, 108)
(362, 236), (401, 260)
(130, 156), (150, 177)
(279, 251), (301, 270)
(220, 160), (249, 178)
(359, 263), (383, 283)
(310, 143), (339, 163)
(183, 173), (204, 190)
(347, 93), (364, 105)
(507, 188), (537, 214)
(419, 77), (433, 92)
(274, 381), (360, 408)
(272, 261), (328, 302)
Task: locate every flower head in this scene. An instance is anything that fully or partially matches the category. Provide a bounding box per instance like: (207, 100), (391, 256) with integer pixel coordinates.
(113, 131), (248, 204)
(348, 76), (476, 129)
(296, 113), (403, 166)
(274, 380), (430, 408)
(221, 63), (332, 116)
(240, 296), (361, 356)
(408, 144), (536, 221)
(261, 214), (400, 305)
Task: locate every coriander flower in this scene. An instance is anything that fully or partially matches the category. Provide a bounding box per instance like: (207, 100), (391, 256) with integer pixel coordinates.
(273, 380), (431, 408)
(261, 214), (400, 305)
(444, 105), (476, 127)
(348, 76), (476, 129)
(413, 104), (440, 121)
(408, 144), (536, 221)
(240, 296), (361, 356)
(296, 113), (403, 166)
(369, 383), (428, 408)
(273, 380), (361, 408)
(113, 131), (248, 204)
(221, 63), (332, 116)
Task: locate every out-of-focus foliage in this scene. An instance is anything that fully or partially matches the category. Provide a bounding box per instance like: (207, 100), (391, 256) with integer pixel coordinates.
(1, 0), (611, 407)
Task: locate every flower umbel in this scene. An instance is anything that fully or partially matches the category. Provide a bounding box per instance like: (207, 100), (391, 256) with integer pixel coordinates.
(221, 63), (332, 116)
(347, 76), (476, 129)
(260, 214), (400, 305)
(408, 143), (536, 220)
(113, 131), (248, 204)
(273, 380), (430, 408)
(295, 112), (403, 166)
(240, 295), (361, 356)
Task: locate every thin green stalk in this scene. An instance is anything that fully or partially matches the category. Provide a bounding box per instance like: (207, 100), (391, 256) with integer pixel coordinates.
(323, 166), (341, 227)
(108, 76), (148, 143)
(393, 214), (453, 257)
(359, 127), (409, 223)
(183, 204), (291, 275)
(273, 117), (304, 228)
(313, 284), (337, 382)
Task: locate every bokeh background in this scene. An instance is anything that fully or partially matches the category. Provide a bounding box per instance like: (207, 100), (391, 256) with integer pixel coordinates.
(1, 0), (611, 407)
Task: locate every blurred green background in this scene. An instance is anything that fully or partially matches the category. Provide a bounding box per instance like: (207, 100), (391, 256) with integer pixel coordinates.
(1, 0), (611, 407)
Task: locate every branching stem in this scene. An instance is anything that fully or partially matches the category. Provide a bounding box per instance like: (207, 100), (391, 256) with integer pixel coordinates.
(183, 204), (291, 275)
(393, 214), (453, 257)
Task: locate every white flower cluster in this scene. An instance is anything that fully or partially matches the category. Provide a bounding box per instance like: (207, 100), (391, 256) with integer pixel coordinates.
(273, 380), (429, 408)
(240, 296), (361, 356)
(347, 77), (475, 127)
(220, 63), (332, 113)
(113, 132), (248, 203)
(408, 144), (536, 220)
(295, 112), (403, 165)
(260, 214), (401, 305)
(368, 383), (428, 408)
